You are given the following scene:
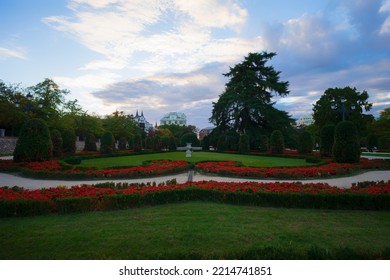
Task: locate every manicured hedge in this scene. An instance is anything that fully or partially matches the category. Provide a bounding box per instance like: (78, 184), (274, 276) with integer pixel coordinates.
(1, 183), (389, 217)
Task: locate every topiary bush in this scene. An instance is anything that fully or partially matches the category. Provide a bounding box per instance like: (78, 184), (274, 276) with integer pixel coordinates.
(180, 132), (200, 146)
(239, 134), (250, 154)
(298, 131), (313, 154)
(258, 135), (269, 152)
(84, 132), (97, 152)
(217, 135), (227, 152)
(100, 131), (116, 154)
(118, 137), (128, 150)
(13, 118), (53, 162)
(333, 121), (360, 163)
(270, 130), (284, 154)
(61, 129), (76, 155)
(320, 125), (335, 157)
(51, 129), (63, 158)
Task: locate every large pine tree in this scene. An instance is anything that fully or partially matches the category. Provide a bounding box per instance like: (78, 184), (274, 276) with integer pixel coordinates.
(210, 52), (293, 145)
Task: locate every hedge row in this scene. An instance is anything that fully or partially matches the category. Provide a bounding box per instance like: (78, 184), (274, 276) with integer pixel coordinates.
(1, 187), (389, 217)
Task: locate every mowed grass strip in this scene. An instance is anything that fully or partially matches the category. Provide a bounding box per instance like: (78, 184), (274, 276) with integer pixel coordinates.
(1, 202), (389, 259)
(78, 152), (311, 169)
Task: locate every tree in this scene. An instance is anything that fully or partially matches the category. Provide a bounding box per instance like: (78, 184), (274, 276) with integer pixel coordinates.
(210, 52), (293, 139)
(270, 130), (284, 154)
(239, 134), (250, 154)
(100, 131), (116, 154)
(84, 132), (97, 152)
(180, 132), (199, 146)
(28, 78), (70, 129)
(13, 118), (53, 162)
(103, 111), (140, 140)
(313, 87), (373, 134)
(320, 125), (335, 157)
(298, 131), (313, 154)
(333, 121), (360, 163)
(61, 129), (76, 155)
(51, 129), (63, 157)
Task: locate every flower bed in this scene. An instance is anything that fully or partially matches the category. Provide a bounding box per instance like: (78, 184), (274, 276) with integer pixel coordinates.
(0, 159), (190, 179)
(196, 158), (389, 179)
(1, 180), (390, 217)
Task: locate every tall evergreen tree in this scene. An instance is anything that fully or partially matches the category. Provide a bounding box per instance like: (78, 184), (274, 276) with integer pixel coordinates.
(210, 52), (293, 137)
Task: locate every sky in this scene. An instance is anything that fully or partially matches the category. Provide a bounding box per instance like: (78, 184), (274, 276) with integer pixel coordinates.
(1, 0), (390, 129)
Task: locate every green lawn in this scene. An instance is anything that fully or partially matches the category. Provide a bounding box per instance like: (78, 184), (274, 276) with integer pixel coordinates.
(1, 202), (389, 259)
(78, 151), (312, 169)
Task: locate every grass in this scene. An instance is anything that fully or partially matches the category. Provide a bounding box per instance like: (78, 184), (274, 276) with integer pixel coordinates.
(362, 152), (390, 158)
(77, 151), (312, 169)
(1, 202), (389, 259)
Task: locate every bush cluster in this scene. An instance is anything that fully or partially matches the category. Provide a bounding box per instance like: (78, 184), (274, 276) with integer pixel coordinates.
(333, 121), (360, 163)
(13, 118), (53, 162)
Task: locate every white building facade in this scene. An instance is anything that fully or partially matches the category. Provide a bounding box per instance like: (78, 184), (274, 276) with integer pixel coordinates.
(160, 112), (187, 126)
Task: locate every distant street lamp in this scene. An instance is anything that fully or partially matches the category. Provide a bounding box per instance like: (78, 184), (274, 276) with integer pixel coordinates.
(331, 96), (355, 121)
(15, 93), (43, 112)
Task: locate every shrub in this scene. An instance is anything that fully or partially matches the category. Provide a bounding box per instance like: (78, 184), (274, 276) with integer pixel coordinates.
(100, 131), (116, 154)
(217, 135), (227, 152)
(298, 131), (313, 154)
(258, 135), (269, 152)
(118, 137), (128, 150)
(270, 130), (284, 154)
(320, 125), (335, 157)
(180, 132), (199, 146)
(84, 132), (97, 152)
(13, 118), (53, 162)
(51, 129), (63, 158)
(333, 121), (360, 163)
(378, 135), (390, 151)
(239, 134), (250, 154)
(366, 134), (378, 150)
(61, 129), (76, 155)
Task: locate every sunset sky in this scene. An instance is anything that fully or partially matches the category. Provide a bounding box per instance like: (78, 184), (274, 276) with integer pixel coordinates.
(1, 0), (390, 128)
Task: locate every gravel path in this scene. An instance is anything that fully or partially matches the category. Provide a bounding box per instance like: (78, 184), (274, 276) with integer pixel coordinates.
(1, 170), (390, 190)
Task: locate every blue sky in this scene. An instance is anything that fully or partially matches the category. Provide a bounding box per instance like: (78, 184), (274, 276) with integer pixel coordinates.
(1, 0), (390, 129)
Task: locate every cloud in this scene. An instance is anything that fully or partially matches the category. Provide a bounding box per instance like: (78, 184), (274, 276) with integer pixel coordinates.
(88, 62), (228, 127)
(0, 47), (26, 60)
(42, 0), (256, 75)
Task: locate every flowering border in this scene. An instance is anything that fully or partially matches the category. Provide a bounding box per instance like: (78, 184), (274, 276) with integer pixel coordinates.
(1, 180), (390, 217)
(196, 158), (389, 179)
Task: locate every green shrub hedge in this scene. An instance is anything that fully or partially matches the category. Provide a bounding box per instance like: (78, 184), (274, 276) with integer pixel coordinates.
(1, 185), (389, 218)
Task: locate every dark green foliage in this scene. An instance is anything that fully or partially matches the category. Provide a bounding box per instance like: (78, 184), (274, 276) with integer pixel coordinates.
(180, 132), (199, 146)
(13, 118), (53, 162)
(378, 135), (390, 150)
(210, 52), (293, 136)
(55, 197), (94, 214)
(61, 129), (76, 155)
(333, 121), (360, 163)
(84, 132), (97, 151)
(133, 133), (143, 151)
(270, 130), (284, 154)
(201, 135), (210, 151)
(118, 136), (128, 150)
(239, 134), (250, 154)
(217, 135), (228, 151)
(100, 131), (116, 154)
(63, 156), (82, 165)
(258, 135), (269, 152)
(320, 125), (335, 157)
(50, 129), (63, 158)
(366, 134), (378, 149)
(298, 131), (313, 154)
(0, 199), (53, 217)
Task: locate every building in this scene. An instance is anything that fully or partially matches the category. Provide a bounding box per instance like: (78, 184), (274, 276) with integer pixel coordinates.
(296, 115), (314, 127)
(199, 127), (214, 140)
(133, 110), (153, 132)
(160, 112), (187, 126)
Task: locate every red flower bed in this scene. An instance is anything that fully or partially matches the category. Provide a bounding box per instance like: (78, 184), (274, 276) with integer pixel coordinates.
(2, 181), (390, 202)
(196, 161), (354, 179)
(84, 160), (189, 178)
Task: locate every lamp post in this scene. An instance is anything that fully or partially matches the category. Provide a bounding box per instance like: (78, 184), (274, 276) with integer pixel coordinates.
(331, 96), (355, 121)
(15, 93), (43, 112)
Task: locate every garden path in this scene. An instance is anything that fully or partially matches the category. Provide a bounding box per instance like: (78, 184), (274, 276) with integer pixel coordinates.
(1, 170), (390, 190)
